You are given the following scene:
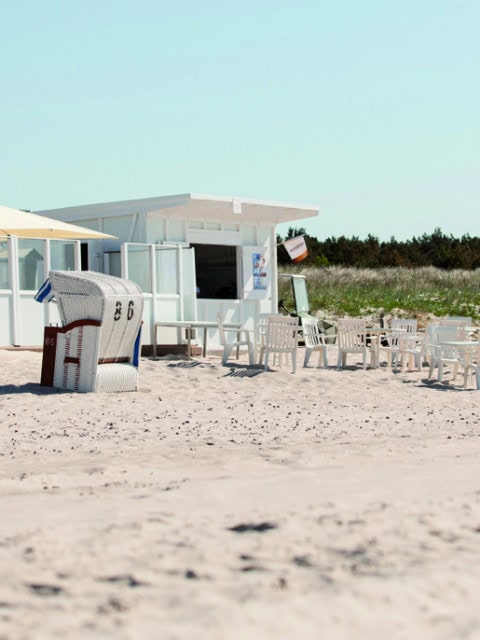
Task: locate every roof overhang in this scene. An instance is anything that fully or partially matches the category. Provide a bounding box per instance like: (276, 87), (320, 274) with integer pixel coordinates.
(36, 193), (320, 226)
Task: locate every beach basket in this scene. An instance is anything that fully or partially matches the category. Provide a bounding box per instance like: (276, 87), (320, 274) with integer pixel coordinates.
(38, 270), (144, 392)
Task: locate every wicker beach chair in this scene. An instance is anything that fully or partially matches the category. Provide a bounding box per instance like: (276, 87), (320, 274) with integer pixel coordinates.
(38, 270), (144, 392)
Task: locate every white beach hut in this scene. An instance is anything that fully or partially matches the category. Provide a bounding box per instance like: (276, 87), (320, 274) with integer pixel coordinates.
(30, 193), (319, 353)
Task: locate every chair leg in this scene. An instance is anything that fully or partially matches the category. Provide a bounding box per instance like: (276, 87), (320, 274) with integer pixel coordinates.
(414, 352), (421, 371)
(304, 348), (312, 368)
(264, 348), (270, 371)
(321, 346), (328, 368)
(247, 342), (254, 365)
(257, 346), (265, 366)
(438, 362), (444, 382)
(476, 368), (480, 390)
(222, 344), (234, 365)
(291, 349), (297, 374)
(337, 350), (343, 369)
(392, 352), (399, 371)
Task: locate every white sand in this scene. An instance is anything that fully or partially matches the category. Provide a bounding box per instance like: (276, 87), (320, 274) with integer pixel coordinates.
(1, 348), (480, 639)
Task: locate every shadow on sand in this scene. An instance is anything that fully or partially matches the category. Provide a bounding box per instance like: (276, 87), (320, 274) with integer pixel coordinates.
(0, 382), (62, 396)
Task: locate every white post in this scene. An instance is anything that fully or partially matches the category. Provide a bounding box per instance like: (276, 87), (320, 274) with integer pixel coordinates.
(74, 240), (81, 270)
(271, 226), (278, 315)
(44, 239), (51, 327)
(150, 244), (156, 335)
(177, 245), (185, 320)
(121, 243), (128, 279)
(8, 236), (19, 346)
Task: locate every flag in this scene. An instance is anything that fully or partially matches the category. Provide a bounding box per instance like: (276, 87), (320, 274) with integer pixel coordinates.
(282, 235), (308, 263)
(34, 278), (55, 303)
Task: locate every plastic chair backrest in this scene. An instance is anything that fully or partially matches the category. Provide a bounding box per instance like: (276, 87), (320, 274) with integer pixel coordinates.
(392, 318), (417, 334)
(265, 315), (299, 351)
(388, 318), (417, 348)
(445, 316), (472, 326)
(337, 319), (367, 350)
(430, 324), (465, 358)
(302, 317), (323, 349)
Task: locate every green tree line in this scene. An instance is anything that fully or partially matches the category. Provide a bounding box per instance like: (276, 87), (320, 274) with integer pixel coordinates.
(277, 227), (480, 270)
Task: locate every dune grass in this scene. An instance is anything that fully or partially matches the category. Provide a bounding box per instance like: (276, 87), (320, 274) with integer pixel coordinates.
(278, 265), (480, 322)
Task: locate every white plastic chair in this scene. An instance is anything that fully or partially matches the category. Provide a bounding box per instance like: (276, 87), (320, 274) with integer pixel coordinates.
(419, 321), (439, 366)
(302, 317), (328, 368)
(462, 343), (480, 389)
(262, 315), (299, 373)
(336, 318), (375, 370)
(254, 312), (273, 365)
(217, 313), (254, 365)
(427, 324), (466, 383)
(380, 318), (420, 371)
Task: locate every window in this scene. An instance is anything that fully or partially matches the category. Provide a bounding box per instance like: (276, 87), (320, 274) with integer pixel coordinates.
(0, 240), (9, 288)
(50, 240), (76, 271)
(18, 239), (44, 290)
(126, 245), (151, 293)
(192, 244), (237, 299)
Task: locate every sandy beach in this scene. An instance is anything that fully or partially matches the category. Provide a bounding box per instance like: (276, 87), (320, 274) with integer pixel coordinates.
(1, 347), (480, 640)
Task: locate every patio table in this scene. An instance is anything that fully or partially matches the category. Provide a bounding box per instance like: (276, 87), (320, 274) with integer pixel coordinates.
(153, 320), (241, 359)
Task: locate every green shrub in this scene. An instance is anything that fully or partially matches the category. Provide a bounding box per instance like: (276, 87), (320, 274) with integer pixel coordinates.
(278, 265), (480, 322)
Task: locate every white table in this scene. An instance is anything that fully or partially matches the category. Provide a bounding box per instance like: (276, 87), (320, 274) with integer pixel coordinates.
(153, 320), (241, 359)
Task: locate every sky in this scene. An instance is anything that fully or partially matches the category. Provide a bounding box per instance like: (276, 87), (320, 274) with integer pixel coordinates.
(1, 0), (479, 241)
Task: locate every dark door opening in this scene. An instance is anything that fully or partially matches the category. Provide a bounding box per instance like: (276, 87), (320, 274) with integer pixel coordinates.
(80, 243), (89, 270)
(192, 244), (237, 299)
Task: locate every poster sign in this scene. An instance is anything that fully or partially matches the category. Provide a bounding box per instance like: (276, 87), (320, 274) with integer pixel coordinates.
(242, 246), (270, 299)
(252, 252), (267, 290)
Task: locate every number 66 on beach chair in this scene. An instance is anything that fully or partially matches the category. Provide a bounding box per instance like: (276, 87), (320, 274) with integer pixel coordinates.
(36, 270), (144, 393)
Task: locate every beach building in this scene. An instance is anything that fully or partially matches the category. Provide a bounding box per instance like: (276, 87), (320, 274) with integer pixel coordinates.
(1, 194), (319, 350)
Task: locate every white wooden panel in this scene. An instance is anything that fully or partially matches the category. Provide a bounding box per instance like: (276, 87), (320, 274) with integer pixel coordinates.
(18, 296), (45, 345)
(0, 295), (12, 345)
(186, 229), (241, 246)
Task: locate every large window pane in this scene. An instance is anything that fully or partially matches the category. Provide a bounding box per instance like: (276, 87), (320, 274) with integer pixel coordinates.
(155, 248), (178, 294)
(18, 239), (44, 290)
(127, 246), (151, 293)
(50, 240), (76, 271)
(105, 251), (121, 277)
(0, 239), (9, 289)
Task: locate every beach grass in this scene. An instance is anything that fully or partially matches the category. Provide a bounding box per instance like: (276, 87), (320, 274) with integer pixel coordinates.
(278, 265), (480, 322)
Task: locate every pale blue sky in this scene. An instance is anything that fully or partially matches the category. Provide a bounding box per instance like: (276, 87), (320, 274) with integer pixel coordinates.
(1, 1), (478, 241)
